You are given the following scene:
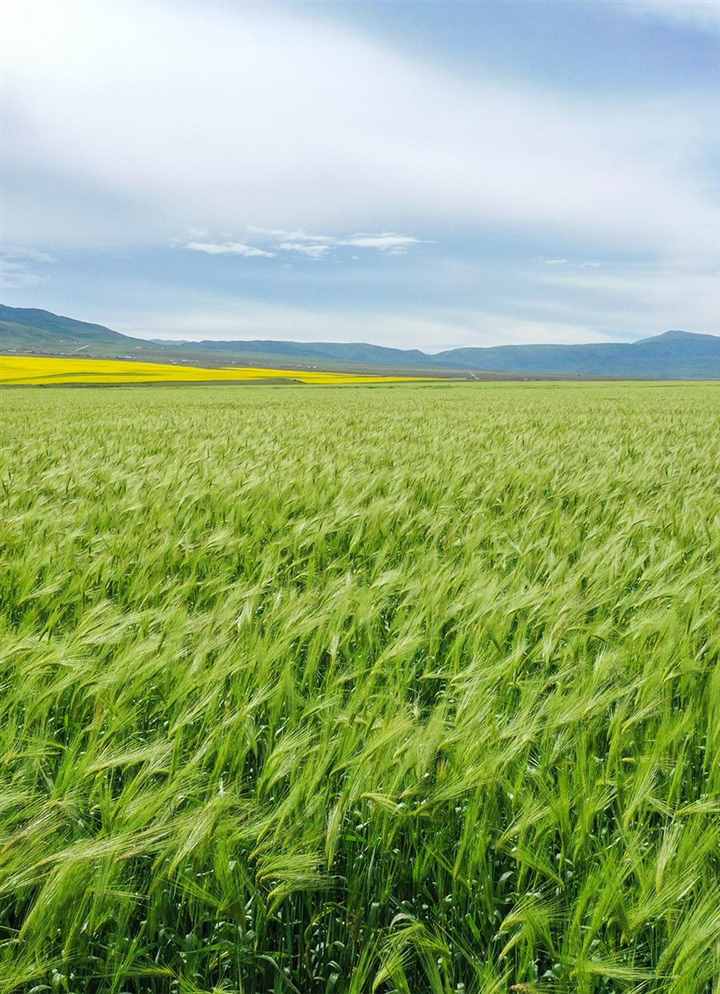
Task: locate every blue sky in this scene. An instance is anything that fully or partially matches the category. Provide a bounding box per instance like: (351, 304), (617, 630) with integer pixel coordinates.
(2, 0), (720, 349)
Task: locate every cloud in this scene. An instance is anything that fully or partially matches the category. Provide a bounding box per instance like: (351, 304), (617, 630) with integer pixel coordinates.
(536, 263), (720, 336)
(607, 0), (720, 31)
(247, 227), (333, 244)
(259, 228), (428, 255)
(277, 242), (331, 259)
(109, 298), (609, 351)
(180, 229), (427, 261)
(0, 260), (41, 290)
(1, 246), (55, 264)
(184, 241), (275, 258)
(541, 258), (603, 268)
(3, 0), (719, 261)
(0, 245), (54, 288)
(340, 233), (427, 252)
(4, 0), (720, 349)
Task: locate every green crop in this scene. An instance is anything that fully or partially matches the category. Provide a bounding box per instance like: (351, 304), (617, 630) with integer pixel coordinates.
(1, 381), (720, 993)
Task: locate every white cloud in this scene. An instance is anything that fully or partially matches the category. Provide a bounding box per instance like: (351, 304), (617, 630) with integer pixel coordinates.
(247, 227), (333, 244)
(277, 242), (331, 258)
(180, 229), (427, 261)
(2, 0), (719, 261)
(340, 233), (427, 252)
(541, 258), (603, 268)
(261, 228), (427, 254)
(184, 241), (275, 258)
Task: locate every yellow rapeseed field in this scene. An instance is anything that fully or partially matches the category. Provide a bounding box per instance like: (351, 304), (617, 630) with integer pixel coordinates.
(0, 354), (426, 386)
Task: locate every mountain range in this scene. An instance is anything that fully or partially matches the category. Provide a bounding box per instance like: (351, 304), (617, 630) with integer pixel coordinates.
(2, 304), (720, 379)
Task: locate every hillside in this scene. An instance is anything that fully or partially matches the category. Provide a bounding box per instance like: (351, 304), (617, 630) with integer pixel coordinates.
(2, 304), (720, 377)
(433, 330), (720, 378)
(0, 305), (133, 352)
(181, 338), (433, 368)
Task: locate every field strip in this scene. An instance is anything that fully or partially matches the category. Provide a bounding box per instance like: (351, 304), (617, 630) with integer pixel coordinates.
(0, 354), (430, 385)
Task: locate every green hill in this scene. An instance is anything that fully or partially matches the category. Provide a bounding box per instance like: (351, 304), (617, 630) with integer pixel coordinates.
(0, 305), (134, 353)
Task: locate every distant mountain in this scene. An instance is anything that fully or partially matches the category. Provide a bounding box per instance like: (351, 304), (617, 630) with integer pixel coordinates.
(2, 303), (720, 378)
(0, 305), (132, 352)
(431, 329), (720, 377)
(179, 338), (433, 367)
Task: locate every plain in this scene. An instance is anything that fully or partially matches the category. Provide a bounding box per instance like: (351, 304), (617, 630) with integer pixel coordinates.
(1, 381), (719, 994)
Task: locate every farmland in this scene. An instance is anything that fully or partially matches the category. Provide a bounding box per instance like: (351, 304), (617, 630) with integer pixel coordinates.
(0, 355), (425, 386)
(1, 380), (720, 993)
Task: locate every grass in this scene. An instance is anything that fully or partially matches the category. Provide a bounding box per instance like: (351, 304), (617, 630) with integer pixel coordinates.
(0, 355), (426, 386)
(1, 379), (720, 993)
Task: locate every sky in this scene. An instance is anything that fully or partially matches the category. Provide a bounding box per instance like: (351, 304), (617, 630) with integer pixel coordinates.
(2, 0), (720, 350)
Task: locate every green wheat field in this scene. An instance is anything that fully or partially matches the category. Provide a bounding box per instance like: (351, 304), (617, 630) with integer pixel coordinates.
(2, 381), (720, 994)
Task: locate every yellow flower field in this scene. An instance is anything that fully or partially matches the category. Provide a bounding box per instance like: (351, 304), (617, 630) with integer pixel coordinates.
(0, 354), (426, 386)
